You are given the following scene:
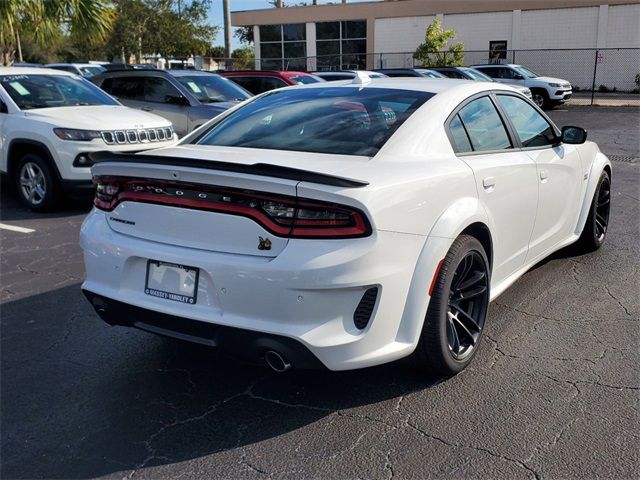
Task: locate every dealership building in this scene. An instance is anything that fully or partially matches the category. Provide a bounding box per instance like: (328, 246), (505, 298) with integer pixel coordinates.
(231, 0), (640, 90)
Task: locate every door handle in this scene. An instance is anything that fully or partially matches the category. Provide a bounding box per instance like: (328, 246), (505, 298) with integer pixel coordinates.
(540, 170), (548, 181)
(141, 106), (153, 112)
(482, 177), (495, 189)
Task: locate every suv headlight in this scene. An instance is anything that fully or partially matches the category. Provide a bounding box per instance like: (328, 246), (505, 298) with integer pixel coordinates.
(548, 83), (561, 88)
(53, 128), (102, 141)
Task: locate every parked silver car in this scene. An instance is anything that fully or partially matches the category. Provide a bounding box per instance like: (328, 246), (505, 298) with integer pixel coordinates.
(92, 69), (252, 136)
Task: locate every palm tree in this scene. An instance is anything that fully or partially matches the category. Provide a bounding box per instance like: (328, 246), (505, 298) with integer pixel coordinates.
(0, 0), (115, 65)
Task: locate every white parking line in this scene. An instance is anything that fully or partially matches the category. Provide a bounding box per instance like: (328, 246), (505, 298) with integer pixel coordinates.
(0, 223), (35, 234)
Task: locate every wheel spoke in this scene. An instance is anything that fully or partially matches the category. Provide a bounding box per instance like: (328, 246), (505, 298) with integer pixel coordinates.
(458, 284), (487, 300)
(454, 256), (473, 291)
(447, 314), (460, 353)
(20, 178), (31, 187)
(26, 164), (37, 179)
(449, 304), (480, 342)
(456, 270), (486, 295)
(34, 184), (45, 199)
(597, 198), (610, 207)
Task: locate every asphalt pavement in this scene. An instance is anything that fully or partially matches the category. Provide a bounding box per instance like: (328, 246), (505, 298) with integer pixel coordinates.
(1, 105), (639, 479)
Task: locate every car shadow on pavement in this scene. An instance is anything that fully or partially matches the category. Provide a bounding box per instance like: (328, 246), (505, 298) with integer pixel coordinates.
(1, 283), (439, 479)
(0, 177), (92, 221)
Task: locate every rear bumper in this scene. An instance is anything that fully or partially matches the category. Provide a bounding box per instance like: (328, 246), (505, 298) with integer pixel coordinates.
(80, 209), (440, 370)
(83, 289), (324, 369)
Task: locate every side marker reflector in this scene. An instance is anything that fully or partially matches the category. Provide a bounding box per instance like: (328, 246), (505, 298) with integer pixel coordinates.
(428, 259), (445, 297)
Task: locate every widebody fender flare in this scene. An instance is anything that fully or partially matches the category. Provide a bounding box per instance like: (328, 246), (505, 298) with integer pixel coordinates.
(395, 196), (490, 347)
(575, 151), (611, 236)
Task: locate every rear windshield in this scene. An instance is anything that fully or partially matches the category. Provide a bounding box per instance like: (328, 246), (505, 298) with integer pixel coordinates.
(196, 87), (433, 156)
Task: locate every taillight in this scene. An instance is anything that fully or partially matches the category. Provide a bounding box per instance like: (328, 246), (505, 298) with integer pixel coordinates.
(93, 176), (371, 239)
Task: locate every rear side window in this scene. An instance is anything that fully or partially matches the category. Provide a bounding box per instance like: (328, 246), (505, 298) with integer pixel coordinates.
(497, 94), (556, 147)
(260, 77), (289, 91)
(144, 77), (181, 103)
(476, 68), (499, 79)
(449, 114), (472, 153)
(109, 76), (144, 100)
(229, 76), (287, 94)
(455, 96), (512, 152)
(196, 87), (433, 156)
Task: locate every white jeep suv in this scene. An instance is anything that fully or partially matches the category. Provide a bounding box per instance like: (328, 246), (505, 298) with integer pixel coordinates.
(0, 67), (177, 211)
(471, 64), (572, 109)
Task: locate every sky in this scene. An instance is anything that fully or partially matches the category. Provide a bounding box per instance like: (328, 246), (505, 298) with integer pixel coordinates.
(208, 0), (377, 50)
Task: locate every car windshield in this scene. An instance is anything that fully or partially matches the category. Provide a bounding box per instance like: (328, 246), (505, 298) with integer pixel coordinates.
(514, 66), (539, 78)
(196, 87), (434, 156)
(0, 74), (118, 110)
(79, 65), (106, 76)
(175, 74), (252, 103)
(463, 68), (495, 82)
(288, 75), (323, 85)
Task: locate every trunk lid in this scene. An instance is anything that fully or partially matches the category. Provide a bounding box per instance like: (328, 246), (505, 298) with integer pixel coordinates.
(91, 146), (370, 257)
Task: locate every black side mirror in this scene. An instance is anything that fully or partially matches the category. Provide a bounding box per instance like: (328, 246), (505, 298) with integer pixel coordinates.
(561, 125), (588, 144)
(0, 100), (8, 114)
(513, 73), (525, 80)
(165, 94), (189, 106)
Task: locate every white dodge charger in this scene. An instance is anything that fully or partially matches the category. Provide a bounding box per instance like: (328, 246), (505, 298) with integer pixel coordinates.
(80, 76), (611, 375)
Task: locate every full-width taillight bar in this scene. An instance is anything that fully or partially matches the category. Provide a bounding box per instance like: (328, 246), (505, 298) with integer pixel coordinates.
(93, 176), (371, 239)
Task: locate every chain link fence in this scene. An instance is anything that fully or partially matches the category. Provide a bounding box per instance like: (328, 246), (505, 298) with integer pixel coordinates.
(200, 48), (639, 105)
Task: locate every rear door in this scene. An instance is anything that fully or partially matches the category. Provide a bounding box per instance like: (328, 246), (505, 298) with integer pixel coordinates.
(447, 94), (538, 285)
(143, 77), (190, 136)
(495, 93), (584, 261)
(104, 75), (146, 109)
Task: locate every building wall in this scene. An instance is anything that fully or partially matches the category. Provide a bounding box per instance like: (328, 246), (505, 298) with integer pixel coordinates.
(372, 5), (640, 53)
(520, 7), (600, 48)
(607, 4), (640, 47)
(443, 11), (513, 50)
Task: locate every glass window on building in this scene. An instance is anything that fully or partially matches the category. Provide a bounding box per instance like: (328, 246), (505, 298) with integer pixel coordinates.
(316, 20), (366, 71)
(259, 24), (306, 70)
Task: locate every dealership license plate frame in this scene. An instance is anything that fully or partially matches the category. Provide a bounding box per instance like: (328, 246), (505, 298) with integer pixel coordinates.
(145, 260), (199, 305)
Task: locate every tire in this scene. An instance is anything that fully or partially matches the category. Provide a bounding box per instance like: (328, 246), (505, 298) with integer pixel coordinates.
(531, 89), (550, 109)
(414, 235), (490, 376)
(577, 170), (611, 252)
(14, 153), (59, 211)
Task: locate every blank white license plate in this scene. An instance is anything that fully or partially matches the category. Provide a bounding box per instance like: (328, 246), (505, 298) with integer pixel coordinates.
(145, 260), (199, 304)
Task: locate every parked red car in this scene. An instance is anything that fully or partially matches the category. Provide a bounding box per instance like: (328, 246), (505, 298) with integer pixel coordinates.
(218, 70), (324, 95)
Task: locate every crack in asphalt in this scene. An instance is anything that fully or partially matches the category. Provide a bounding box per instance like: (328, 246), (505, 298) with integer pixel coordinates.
(406, 422), (541, 480)
(603, 285), (634, 317)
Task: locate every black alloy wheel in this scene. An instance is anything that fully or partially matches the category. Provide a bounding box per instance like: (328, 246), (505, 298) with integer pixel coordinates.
(414, 235), (490, 376)
(578, 170), (611, 252)
(446, 251), (489, 360)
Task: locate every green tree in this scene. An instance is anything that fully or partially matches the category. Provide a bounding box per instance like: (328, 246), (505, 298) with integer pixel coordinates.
(102, 0), (218, 63)
(413, 19), (464, 67)
(0, 0), (115, 65)
(208, 46), (226, 58)
(231, 47), (255, 69)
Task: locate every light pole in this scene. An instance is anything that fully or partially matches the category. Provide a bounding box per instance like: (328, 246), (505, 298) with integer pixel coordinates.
(223, 0), (232, 58)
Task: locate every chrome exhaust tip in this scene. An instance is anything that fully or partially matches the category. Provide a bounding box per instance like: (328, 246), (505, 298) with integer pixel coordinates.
(265, 350), (291, 372)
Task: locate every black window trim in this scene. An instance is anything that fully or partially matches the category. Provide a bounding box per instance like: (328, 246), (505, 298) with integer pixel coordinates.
(492, 91), (561, 152)
(445, 90), (561, 156)
(444, 91), (518, 156)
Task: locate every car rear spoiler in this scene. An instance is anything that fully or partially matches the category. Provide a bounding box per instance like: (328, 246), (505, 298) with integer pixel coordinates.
(88, 151), (369, 188)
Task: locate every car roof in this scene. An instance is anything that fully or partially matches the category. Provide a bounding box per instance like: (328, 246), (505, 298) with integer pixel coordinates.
(287, 76), (513, 95)
(221, 70), (311, 76)
(472, 64), (520, 68)
(46, 63), (96, 67)
(167, 70), (217, 77)
(0, 66), (75, 76)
